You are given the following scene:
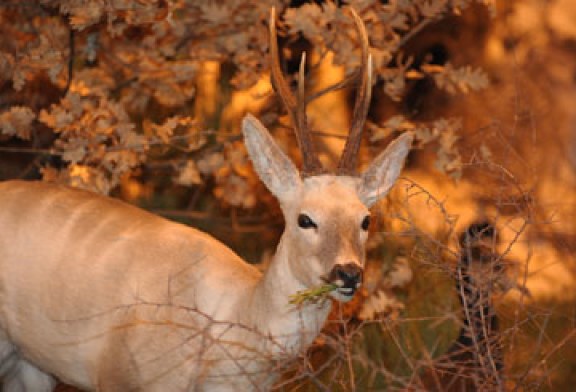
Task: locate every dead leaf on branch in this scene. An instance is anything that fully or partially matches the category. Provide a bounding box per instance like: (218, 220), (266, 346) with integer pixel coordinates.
(214, 173), (256, 209)
(38, 92), (83, 130)
(38, 91), (147, 193)
(3, 15), (69, 90)
(143, 115), (197, 146)
(41, 164), (112, 195)
(175, 160), (203, 186)
(380, 68), (407, 101)
(73, 69), (116, 97)
(197, 152), (226, 176)
(0, 106), (36, 140)
(119, 55), (198, 107)
(60, 142), (87, 164)
(373, 115), (464, 180)
(144, 117), (177, 144)
(102, 150), (144, 174)
(57, 0), (171, 31)
(54, 0), (105, 30)
(429, 63), (490, 94)
(418, 0), (449, 19)
(370, 115), (415, 142)
(284, 3), (328, 40)
(200, 3), (231, 25)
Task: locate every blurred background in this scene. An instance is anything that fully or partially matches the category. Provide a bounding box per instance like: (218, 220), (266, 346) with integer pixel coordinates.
(1, 0), (575, 390)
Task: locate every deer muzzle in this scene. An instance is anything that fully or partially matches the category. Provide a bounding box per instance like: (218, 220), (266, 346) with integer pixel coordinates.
(328, 263), (363, 299)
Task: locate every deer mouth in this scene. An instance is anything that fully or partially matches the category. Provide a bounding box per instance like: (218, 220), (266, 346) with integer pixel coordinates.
(330, 280), (362, 302)
(326, 263), (363, 302)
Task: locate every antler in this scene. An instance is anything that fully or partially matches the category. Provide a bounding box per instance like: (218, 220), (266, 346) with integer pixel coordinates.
(337, 8), (372, 175)
(269, 8), (323, 176)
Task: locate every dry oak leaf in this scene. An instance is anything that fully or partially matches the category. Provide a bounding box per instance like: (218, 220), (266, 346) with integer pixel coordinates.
(0, 106), (36, 140)
(214, 174), (256, 208)
(175, 160), (203, 186)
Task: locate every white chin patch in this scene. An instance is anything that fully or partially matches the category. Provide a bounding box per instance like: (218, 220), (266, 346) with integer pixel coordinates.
(327, 279), (361, 302)
(330, 288), (356, 303)
(338, 287), (355, 296)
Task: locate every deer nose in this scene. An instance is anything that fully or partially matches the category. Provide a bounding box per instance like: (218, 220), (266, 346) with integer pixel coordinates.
(331, 263), (363, 289)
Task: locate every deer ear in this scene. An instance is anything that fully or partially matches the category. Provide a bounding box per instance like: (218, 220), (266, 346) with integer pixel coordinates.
(242, 114), (302, 201)
(358, 132), (413, 208)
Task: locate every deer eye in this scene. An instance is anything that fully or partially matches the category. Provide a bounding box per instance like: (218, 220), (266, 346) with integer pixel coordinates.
(361, 215), (371, 231)
(297, 214), (317, 229)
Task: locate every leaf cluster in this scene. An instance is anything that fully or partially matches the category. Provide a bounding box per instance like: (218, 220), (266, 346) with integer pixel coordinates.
(0, 0), (490, 201)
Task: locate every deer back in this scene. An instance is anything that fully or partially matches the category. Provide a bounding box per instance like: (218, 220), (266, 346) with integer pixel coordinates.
(0, 180), (264, 389)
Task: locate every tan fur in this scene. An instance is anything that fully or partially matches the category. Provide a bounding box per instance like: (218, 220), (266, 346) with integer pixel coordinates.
(0, 139), (409, 391)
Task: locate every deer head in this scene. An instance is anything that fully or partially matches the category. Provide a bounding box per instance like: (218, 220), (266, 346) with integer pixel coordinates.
(242, 8), (413, 303)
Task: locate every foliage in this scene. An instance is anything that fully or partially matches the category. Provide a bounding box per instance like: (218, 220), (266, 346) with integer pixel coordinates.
(0, 0), (492, 196)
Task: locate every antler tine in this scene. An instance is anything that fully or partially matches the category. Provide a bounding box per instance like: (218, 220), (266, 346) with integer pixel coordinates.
(269, 8), (323, 176)
(337, 8), (372, 175)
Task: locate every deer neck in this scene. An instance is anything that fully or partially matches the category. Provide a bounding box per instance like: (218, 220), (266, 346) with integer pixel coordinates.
(249, 230), (332, 356)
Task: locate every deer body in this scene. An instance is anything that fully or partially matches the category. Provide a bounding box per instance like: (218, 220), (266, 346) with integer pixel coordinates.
(0, 8), (412, 391)
(0, 180), (266, 390)
(0, 170), (405, 391)
(0, 178), (345, 391)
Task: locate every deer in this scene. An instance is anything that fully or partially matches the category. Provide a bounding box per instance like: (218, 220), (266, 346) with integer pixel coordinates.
(0, 8), (412, 392)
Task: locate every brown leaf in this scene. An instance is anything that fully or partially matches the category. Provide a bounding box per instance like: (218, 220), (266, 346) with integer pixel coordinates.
(0, 106), (36, 140)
